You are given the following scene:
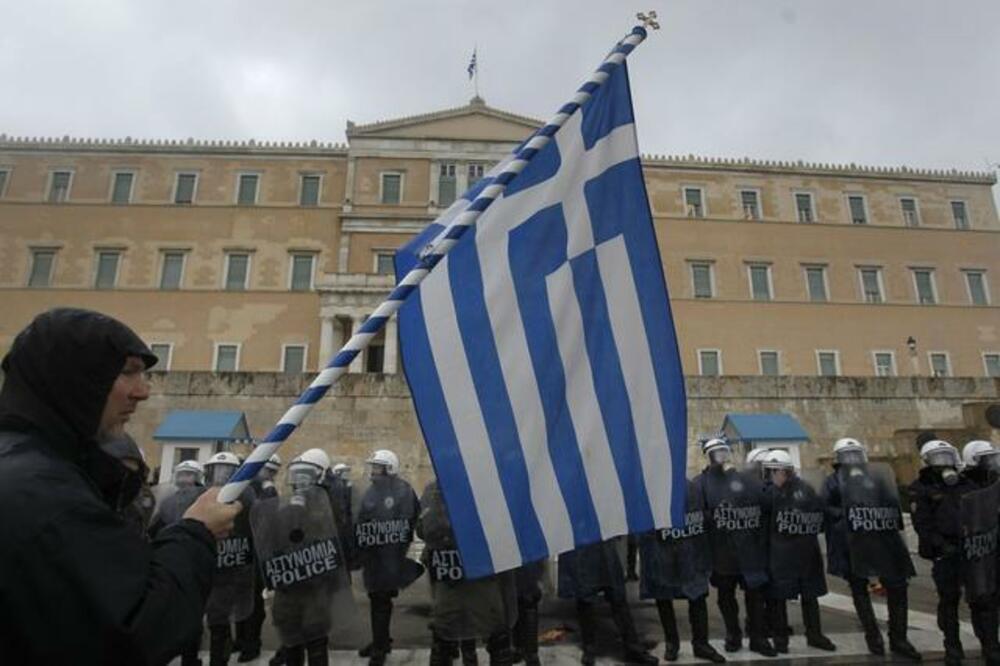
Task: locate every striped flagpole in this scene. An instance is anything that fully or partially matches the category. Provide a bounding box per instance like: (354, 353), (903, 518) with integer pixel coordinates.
(219, 22), (654, 504)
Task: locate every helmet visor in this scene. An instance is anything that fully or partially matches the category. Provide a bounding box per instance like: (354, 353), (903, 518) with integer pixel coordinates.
(926, 449), (960, 468)
(708, 447), (731, 465)
(207, 463), (236, 487)
(977, 451), (1000, 472)
(836, 449), (867, 465)
(288, 464), (321, 489)
(174, 470), (198, 487)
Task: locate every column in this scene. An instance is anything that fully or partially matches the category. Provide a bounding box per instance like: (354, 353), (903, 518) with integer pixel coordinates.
(349, 315), (365, 374)
(383, 315), (398, 374)
(318, 315), (334, 371)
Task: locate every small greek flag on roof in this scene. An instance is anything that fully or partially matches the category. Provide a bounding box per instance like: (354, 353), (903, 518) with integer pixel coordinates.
(396, 57), (686, 578)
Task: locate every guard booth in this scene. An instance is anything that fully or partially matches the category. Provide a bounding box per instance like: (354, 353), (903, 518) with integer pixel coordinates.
(153, 410), (253, 484)
(721, 412), (810, 470)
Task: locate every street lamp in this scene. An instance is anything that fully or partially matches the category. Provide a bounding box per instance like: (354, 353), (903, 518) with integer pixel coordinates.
(907, 336), (919, 375)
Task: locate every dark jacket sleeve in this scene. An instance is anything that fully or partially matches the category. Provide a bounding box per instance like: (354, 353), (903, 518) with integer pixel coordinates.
(908, 480), (944, 560)
(9, 503), (215, 666)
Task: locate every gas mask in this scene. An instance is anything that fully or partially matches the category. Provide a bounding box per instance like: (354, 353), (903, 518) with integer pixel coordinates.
(836, 449), (867, 466)
(925, 449), (960, 486)
(708, 447), (734, 471)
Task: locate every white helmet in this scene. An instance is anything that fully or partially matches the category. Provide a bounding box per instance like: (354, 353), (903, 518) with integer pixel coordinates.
(288, 449), (330, 489)
(833, 437), (867, 465)
(204, 451), (240, 486)
(173, 459), (204, 486)
(264, 454), (282, 472)
(963, 440), (999, 468)
(702, 438), (732, 466)
(292, 448), (330, 474)
(920, 440), (961, 468)
(762, 449), (795, 470)
(746, 448), (770, 465)
(332, 462), (351, 477)
(367, 449), (400, 476)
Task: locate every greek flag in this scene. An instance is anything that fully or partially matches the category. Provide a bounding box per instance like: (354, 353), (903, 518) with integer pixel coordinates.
(467, 49), (477, 79)
(395, 61), (687, 579)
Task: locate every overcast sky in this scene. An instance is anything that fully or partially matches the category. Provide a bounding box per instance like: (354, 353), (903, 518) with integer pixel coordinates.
(2, 0), (998, 184)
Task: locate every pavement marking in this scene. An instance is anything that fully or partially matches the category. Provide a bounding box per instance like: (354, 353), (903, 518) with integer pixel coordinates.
(818, 591), (975, 636)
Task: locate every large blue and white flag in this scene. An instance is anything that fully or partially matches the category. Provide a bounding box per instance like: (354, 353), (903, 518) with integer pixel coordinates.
(395, 62), (686, 579)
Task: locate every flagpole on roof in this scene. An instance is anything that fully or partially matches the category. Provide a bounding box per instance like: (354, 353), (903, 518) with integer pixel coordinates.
(218, 14), (660, 504)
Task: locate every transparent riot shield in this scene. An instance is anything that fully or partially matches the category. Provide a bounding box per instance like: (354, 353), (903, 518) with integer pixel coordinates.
(701, 468), (768, 581)
(149, 484), (206, 536)
(639, 479), (710, 600)
(250, 486), (357, 647)
(205, 485), (256, 625)
(768, 471), (827, 594)
(352, 474), (424, 592)
(838, 462), (915, 580)
(961, 480), (1000, 601)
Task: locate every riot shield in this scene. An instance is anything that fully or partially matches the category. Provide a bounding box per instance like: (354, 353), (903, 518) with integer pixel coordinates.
(839, 462), (915, 580)
(205, 486), (256, 625)
(149, 484), (206, 536)
(768, 473), (827, 597)
(353, 474), (424, 592)
(700, 468), (768, 582)
(961, 480), (1000, 601)
(639, 479), (710, 600)
(250, 486), (356, 647)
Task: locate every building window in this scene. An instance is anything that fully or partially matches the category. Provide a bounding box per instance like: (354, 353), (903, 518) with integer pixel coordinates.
(748, 264), (772, 301)
(859, 267), (884, 304)
(740, 190), (760, 220)
(951, 201), (970, 229)
(289, 254), (315, 291)
(912, 269), (937, 305)
(899, 197), (919, 227)
(873, 351), (896, 377)
(964, 270), (990, 306)
(28, 249), (56, 287)
(300, 175), (321, 206)
(159, 251), (185, 290)
(984, 353), (1000, 378)
(282, 345), (306, 374)
(817, 351), (840, 377)
(366, 344), (385, 373)
(847, 195), (868, 225)
(149, 343), (173, 371)
(795, 192), (814, 223)
(95, 251), (121, 289)
(690, 262), (714, 299)
(237, 174), (259, 205)
(438, 163), (457, 207)
(698, 349), (721, 376)
(684, 187), (705, 218)
(804, 266), (828, 302)
(467, 164), (486, 190)
(225, 253), (250, 291)
(174, 173), (197, 204)
(375, 252), (395, 275)
(214, 344), (239, 372)
(0, 169), (9, 198)
(48, 171), (72, 203)
(928, 352), (951, 378)
(759, 350), (780, 376)
(111, 172), (134, 204)
(381, 173), (402, 204)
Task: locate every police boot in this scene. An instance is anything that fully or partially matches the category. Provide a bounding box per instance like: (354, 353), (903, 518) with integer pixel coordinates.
(208, 624), (232, 666)
(887, 585), (922, 662)
(576, 600), (598, 666)
(283, 645), (305, 666)
(306, 637), (329, 666)
(801, 597), (836, 651)
(766, 599), (788, 653)
(486, 631), (513, 666)
(461, 639), (479, 665)
(368, 593), (394, 666)
(656, 599), (680, 661)
(746, 589), (777, 657)
(610, 598), (658, 665)
(938, 592), (965, 665)
(851, 588), (885, 655)
(717, 586), (742, 652)
(971, 604), (1000, 666)
(268, 646), (287, 666)
(430, 632), (455, 666)
(689, 597), (726, 664)
(513, 602), (541, 666)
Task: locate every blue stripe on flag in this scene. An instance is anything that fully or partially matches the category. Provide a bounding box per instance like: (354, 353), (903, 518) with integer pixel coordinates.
(445, 228), (550, 564)
(580, 62), (635, 150)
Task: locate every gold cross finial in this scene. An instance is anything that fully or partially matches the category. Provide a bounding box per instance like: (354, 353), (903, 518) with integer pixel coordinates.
(636, 10), (660, 30)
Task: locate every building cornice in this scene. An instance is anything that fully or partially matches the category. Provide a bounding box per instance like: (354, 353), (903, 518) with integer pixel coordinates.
(641, 153), (997, 185)
(0, 134), (348, 157)
(347, 98), (543, 137)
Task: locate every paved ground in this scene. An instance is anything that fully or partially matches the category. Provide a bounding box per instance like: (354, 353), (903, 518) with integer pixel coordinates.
(171, 527), (983, 665)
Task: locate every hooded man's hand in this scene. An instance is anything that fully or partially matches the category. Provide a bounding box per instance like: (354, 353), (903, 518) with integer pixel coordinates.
(184, 487), (242, 539)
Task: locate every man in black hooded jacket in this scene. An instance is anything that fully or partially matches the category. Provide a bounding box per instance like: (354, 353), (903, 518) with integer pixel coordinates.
(0, 308), (241, 665)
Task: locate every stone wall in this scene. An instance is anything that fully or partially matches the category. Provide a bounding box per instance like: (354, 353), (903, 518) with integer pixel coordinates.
(123, 372), (1000, 489)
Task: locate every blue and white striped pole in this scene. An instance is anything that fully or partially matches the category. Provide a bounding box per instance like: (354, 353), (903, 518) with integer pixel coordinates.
(219, 24), (652, 503)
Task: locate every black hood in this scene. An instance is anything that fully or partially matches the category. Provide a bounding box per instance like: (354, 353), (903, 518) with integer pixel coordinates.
(0, 308), (156, 458)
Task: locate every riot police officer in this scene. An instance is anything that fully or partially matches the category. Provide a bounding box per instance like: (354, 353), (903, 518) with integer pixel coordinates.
(962, 440), (1000, 488)
(822, 437), (920, 661)
(694, 438), (776, 657)
(511, 559), (545, 666)
(354, 449), (423, 666)
(760, 450), (835, 654)
(558, 537), (658, 665)
(322, 460), (356, 569)
(639, 478), (725, 663)
(417, 479), (516, 666)
(960, 440), (1000, 666)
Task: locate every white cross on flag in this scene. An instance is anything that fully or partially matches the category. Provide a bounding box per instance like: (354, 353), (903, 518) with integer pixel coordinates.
(394, 61), (687, 578)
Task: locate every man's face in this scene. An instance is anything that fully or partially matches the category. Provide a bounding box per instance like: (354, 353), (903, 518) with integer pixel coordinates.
(98, 356), (150, 437)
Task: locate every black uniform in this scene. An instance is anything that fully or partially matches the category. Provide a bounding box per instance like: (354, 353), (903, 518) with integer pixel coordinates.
(909, 466), (982, 664)
(511, 560), (545, 666)
(959, 466), (1000, 666)
(558, 538), (657, 665)
(235, 476), (278, 661)
(0, 308), (216, 665)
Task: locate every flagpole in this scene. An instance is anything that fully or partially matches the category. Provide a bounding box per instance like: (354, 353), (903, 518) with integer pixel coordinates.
(219, 19), (658, 504)
(474, 46), (480, 99)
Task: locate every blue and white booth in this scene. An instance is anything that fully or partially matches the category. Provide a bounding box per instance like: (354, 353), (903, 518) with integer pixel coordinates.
(153, 410), (253, 484)
(721, 412), (810, 470)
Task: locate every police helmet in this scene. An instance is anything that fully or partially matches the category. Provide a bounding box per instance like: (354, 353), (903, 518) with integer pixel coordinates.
(746, 448), (770, 466)
(963, 440), (1000, 468)
(204, 451), (240, 486)
(173, 459), (204, 485)
(367, 449), (400, 475)
(264, 453), (282, 473)
(761, 449), (794, 470)
(919, 440), (961, 468)
(288, 449), (330, 488)
(332, 462), (351, 477)
(833, 437), (867, 465)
